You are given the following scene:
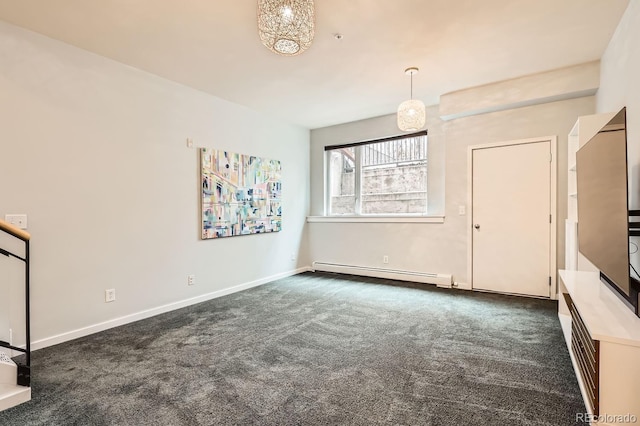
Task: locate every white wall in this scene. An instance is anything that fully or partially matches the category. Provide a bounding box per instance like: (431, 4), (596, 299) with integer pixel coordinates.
(440, 61), (599, 120)
(309, 97), (594, 286)
(598, 1), (640, 206)
(0, 21), (310, 348)
(594, 2), (640, 285)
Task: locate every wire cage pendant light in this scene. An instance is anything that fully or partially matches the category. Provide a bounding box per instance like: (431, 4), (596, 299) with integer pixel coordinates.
(397, 67), (426, 131)
(258, 0), (315, 56)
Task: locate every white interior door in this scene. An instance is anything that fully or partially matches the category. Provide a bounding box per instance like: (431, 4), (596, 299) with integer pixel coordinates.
(472, 141), (552, 297)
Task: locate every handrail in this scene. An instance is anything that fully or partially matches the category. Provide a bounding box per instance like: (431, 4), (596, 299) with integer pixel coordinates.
(0, 218), (31, 387)
(0, 219), (30, 242)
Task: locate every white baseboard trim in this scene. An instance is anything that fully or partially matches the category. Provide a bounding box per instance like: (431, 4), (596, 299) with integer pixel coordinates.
(32, 266), (312, 351)
(453, 282), (472, 290)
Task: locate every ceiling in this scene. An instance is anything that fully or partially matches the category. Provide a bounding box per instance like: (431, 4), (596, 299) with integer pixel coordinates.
(0, 0), (630, 129)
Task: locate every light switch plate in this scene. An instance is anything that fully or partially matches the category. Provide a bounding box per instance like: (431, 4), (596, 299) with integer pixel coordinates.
(5, 214), (28, 229)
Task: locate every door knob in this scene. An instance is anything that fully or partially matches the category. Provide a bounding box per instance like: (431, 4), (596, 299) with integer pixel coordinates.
(474, 224), (480, 229)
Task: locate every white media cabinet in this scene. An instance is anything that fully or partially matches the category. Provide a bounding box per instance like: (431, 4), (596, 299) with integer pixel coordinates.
(558, 270), (640, 424)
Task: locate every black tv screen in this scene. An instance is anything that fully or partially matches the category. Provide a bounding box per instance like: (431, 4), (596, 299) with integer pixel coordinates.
(577, 107), (639, 315)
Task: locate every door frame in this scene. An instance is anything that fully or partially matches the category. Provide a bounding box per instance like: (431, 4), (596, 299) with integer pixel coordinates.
(466, 136), (558, 298)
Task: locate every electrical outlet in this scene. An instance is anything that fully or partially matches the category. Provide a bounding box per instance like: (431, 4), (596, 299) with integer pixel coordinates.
(290, 253), (296, 261)
(187, 275), (195, 285)
(383, 255), (389, 264)
(5, 214), (28, 229)
(458, 205), (466, 215)
(105, 289), (116, 303)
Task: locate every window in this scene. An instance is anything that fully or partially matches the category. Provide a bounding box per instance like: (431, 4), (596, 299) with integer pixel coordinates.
(326, 131), (428, 215)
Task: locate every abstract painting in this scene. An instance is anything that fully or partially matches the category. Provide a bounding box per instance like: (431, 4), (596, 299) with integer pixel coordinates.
(201, 148), (282, 239)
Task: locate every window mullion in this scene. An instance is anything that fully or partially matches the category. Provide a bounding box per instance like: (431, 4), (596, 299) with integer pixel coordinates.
(354, 146), (362, 214)
(324, 150), (331, 215)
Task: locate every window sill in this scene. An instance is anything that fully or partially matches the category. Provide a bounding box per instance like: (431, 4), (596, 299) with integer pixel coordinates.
(306, 215), (445, 224)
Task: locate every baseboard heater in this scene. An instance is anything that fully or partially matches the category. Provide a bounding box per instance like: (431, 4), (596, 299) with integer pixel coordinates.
(312, 262), (453, 288)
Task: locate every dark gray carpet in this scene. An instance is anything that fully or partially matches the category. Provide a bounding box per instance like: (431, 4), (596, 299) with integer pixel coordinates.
(0, 272), (586, 425)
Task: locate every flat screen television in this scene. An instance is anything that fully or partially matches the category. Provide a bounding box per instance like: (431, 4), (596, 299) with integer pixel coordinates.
(576, 107), (640, 317)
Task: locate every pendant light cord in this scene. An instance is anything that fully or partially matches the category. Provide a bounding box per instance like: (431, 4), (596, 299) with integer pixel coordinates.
(410, 72), (413, 100)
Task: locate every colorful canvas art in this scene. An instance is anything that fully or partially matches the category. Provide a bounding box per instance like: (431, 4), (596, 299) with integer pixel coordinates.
(201, 148), (282, 239)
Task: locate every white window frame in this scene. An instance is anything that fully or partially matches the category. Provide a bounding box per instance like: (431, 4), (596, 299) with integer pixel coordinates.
(323, 131), (437, 219)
